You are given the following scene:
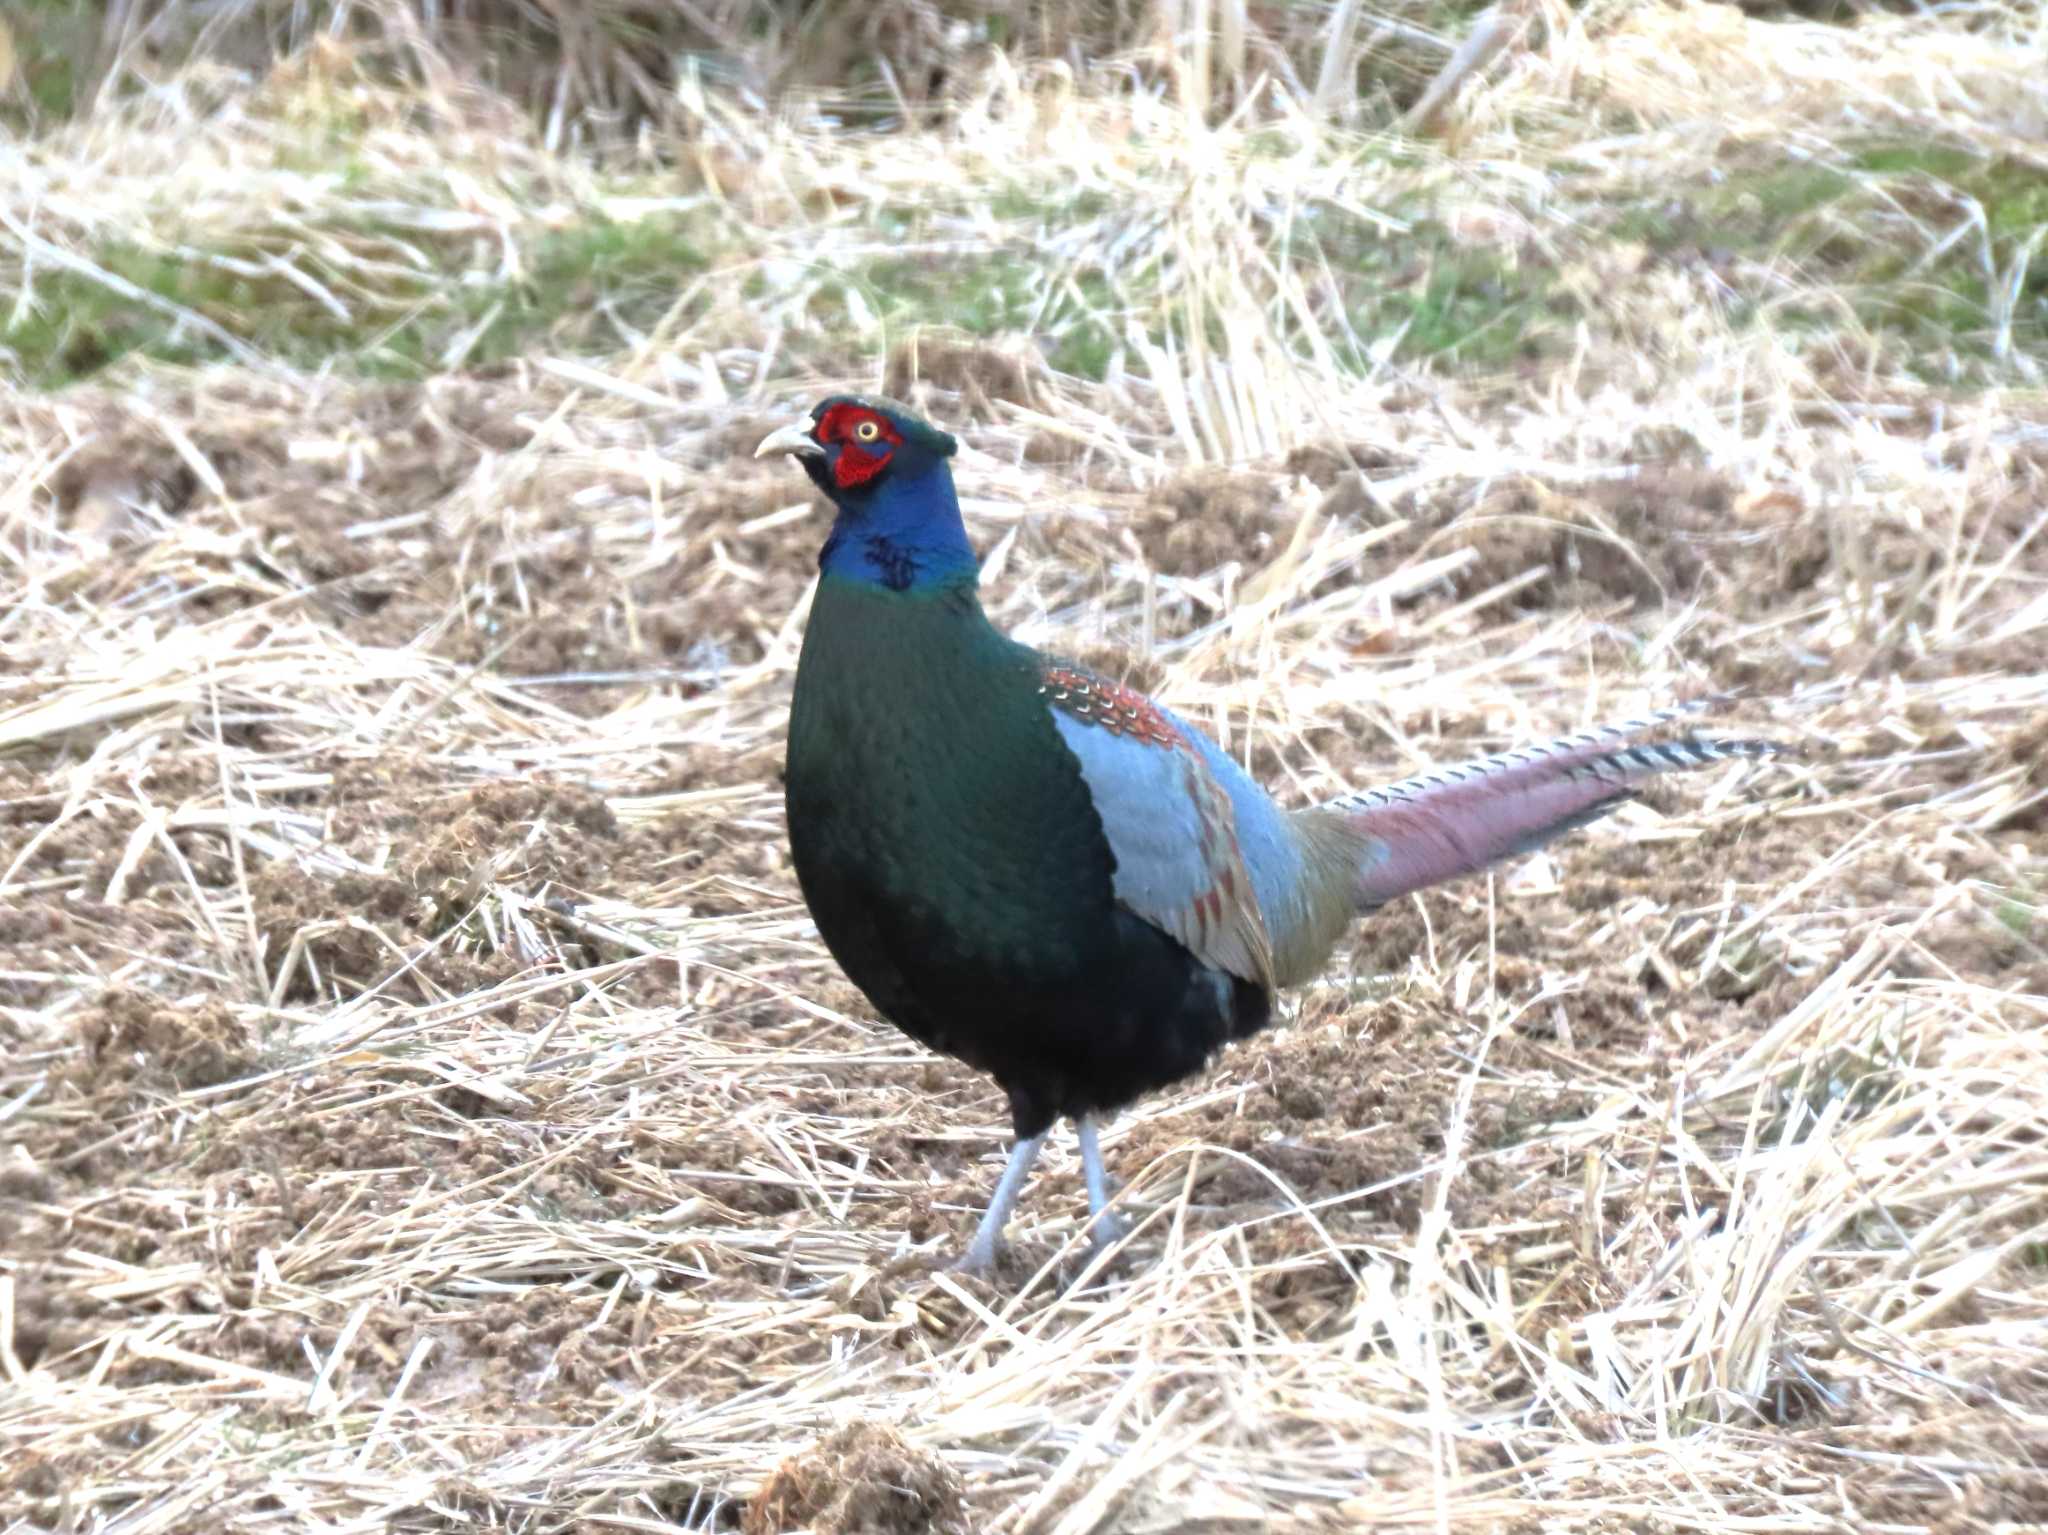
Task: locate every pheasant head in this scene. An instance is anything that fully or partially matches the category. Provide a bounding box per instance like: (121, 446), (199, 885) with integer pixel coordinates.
(755, 395), (976, 593)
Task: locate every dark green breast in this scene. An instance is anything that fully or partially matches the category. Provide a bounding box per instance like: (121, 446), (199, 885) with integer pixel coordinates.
(786, 576), (1115, 1026)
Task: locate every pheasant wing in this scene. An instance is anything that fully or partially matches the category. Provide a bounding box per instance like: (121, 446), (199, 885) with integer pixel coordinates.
(1037, 661), (1276, 989)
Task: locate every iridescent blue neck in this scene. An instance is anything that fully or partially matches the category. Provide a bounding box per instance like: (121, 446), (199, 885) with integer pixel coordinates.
(817, 463), (979, 593)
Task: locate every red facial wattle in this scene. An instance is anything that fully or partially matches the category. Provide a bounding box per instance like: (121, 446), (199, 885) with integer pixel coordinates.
(813, 403), (904, 490)
(834, 444), (890, 489)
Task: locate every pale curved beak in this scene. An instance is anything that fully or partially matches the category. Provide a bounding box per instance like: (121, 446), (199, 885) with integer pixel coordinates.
(754, 421), (824, 459)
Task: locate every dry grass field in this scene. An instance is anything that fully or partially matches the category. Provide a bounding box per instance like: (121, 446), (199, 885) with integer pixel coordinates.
(3, 1), (2047, 1531)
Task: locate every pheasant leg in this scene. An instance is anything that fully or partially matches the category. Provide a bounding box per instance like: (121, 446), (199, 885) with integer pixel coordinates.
(1077, 1114), (1129, 1257)
(954, 1133), (1045, 1274)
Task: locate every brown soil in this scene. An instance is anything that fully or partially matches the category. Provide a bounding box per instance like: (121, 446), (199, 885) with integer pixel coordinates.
(883, 333), (1043, 419)
(747, 1422), (967, 1535)
(246, 774), (631, 1001)
(1139, 470), (1292, 576)
(73, 987), (257, 1090)
(18, 377), (826, 724)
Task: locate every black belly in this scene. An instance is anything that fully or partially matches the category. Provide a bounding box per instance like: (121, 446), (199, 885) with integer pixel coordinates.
(788, 786), (1270, 1140)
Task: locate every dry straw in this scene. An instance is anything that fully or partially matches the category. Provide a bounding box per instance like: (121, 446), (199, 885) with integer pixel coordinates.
(3, 2), (2047, 1532)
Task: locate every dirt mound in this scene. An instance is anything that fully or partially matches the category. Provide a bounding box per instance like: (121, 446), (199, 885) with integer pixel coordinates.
(1140, 470), (1293, 575)
(73, 987), (256, 1090)
(884, 333), (1043, 418)
(746, 1422), (966, 1535)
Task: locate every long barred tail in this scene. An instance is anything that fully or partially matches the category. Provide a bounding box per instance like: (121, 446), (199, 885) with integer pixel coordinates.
(1328, 697), (1793, 913)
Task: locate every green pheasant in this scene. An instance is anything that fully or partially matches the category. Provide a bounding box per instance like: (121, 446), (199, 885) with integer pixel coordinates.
(760, 394), (1785, 1272)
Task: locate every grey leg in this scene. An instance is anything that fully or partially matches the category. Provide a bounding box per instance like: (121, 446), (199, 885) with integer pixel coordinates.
(953, 1133), (1045, 1275)
(1076, 1114), (1126, 1255)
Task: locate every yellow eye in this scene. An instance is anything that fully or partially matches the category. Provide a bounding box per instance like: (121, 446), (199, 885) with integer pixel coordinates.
(855, 419), (881, 443)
